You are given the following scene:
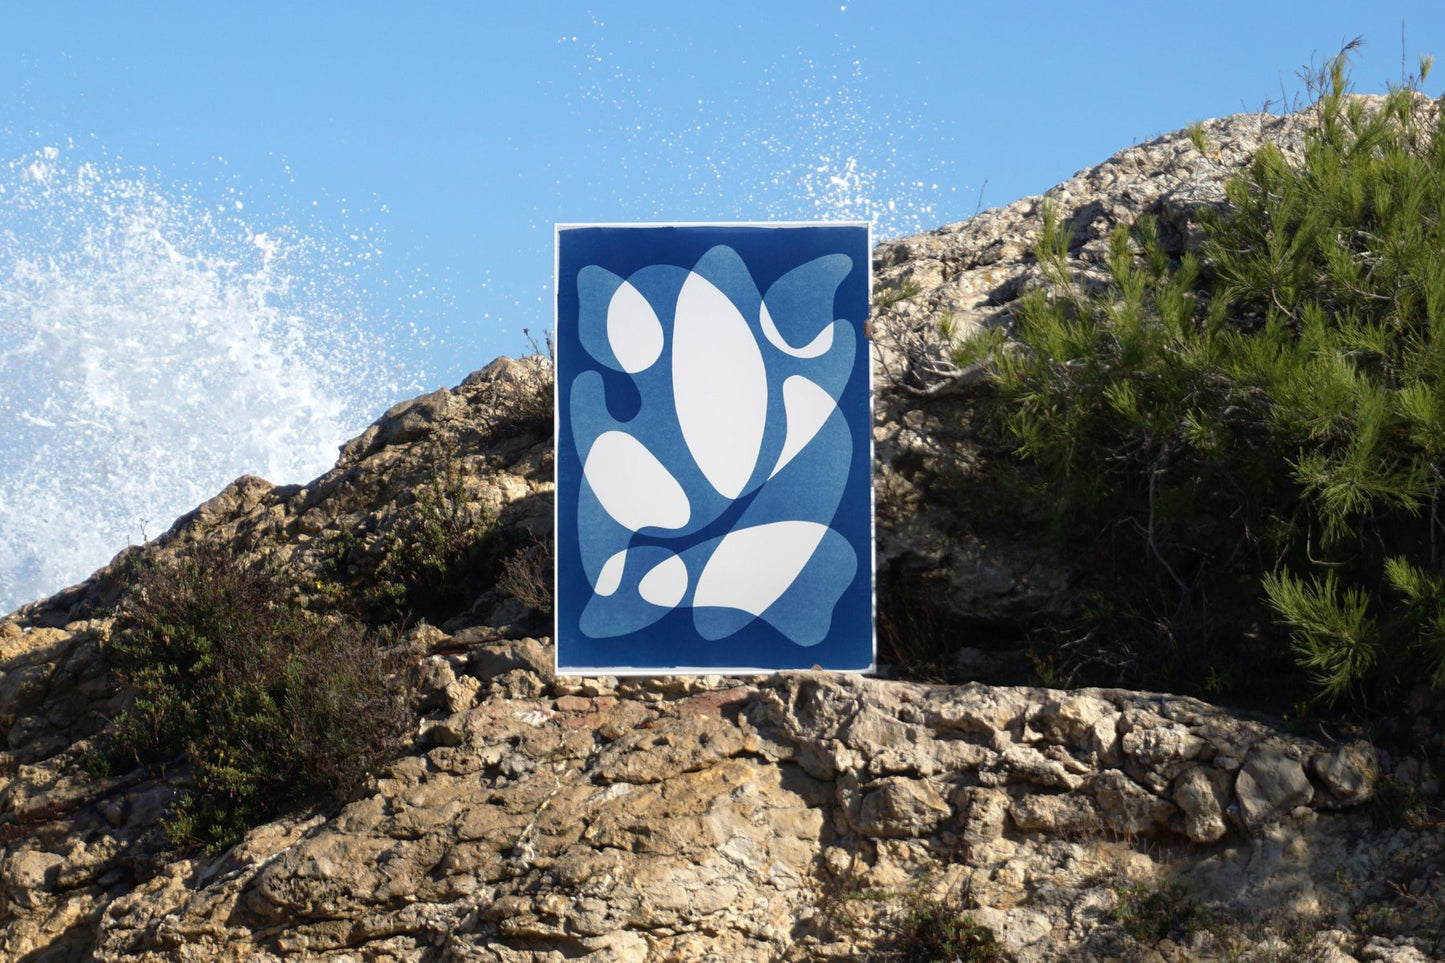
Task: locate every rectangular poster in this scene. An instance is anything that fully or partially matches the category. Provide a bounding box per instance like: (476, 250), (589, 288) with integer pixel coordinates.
(554, 223), (873, 674)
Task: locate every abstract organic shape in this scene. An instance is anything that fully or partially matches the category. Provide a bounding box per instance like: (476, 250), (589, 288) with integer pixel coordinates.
(594, 550), (627, 597)
(761, 254), (852, 357)
(771, 375), (837, 478)
(673, 269), (767, 500)
(607, 279), (664, 373)
(638, 554), (688, 609)
(693, 520), (829, 616)
(579, 544), (684, 639)
(756, 527), (856, 646)
(559, 226), (870, 669)
(576, 265), (627, 370)
(761, 302), (833, 358)
(582, 430), (690, 532)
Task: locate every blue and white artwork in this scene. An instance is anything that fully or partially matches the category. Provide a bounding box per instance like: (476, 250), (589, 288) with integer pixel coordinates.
(555, 223), (873, 674)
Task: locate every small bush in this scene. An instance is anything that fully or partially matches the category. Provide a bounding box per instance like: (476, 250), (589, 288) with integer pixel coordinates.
(497, 535), (553, 616)
(368, 440), (509, 625)
(897, 897), (1006, 963)
(1108, 880), (1212, 946)
(107, 544), (415, 852)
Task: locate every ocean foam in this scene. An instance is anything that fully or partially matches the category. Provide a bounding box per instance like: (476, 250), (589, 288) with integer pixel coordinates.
(0, 146), (419, 614)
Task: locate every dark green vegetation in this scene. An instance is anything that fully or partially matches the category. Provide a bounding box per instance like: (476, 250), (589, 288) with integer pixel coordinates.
(321, 438), (552, 630)
(366, 441), (514, 626)
(1107, 880), (1212, 946)
(1102, 877), (1333, 961)
(105, 544), (415, 852)
(957, 57), (1445, 712)
(896, 897), (1006, 962)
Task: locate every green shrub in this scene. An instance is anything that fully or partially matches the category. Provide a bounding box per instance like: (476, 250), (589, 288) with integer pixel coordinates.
(1108, 880), (1212, 946)
(107, 544), (415, 852)
(957, 54), (1445, 709)
(366, 439), (514, 626)
(897, 897), (1006, 962)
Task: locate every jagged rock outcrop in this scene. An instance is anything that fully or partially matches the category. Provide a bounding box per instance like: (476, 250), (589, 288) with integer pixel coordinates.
(3, 105), (1444, 961)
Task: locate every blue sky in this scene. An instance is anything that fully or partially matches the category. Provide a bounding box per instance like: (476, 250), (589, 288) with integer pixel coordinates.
(6, 1), (1445, 390)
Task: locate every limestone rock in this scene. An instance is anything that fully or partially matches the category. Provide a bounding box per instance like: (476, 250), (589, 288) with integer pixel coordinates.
(1173, 765), (1229, 844)
(1121, 724), (1206, 769)
(1009, 792), (1098, 833)
(1312, 743), (1378, 805)
(1234, 747), (1315, 831)
(1092, 769), (1176, 835)
(850, 776), (952, 838)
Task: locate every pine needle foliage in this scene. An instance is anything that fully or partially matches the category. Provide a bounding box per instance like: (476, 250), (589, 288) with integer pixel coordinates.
(963, 55), (1445, 708)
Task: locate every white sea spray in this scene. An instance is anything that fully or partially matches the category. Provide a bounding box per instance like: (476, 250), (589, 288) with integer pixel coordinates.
(0, 146), (419, 614)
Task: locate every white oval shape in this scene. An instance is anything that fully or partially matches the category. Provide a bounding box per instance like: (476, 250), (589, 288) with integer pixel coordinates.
(673, 270), (767, 499)
(583, 431), (691, 531)
(760, 302), (834, 359)
(638, 554), (688, 609)
(694, 520), (829, 616)
(770, 375), (836, 478)
(594, 550), (627, 597)
(607, 280), (664, 373)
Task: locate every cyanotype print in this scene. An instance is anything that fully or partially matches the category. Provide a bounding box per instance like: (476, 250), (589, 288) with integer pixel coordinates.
(555, 223), (872, 673)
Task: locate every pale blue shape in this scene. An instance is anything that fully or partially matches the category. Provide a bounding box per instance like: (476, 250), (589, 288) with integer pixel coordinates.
(737, 402), (851, 535)
(576, 482), (631, 588)
(762, 254), (853, 353)
(578, 544), (683, 638)
(757, 527), (856, 646)
(576, 265), (627, 371)
(687, 525), (856, 647)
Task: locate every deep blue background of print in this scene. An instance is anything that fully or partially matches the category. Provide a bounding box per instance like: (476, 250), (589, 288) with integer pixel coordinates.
(556, 223), (872, 672)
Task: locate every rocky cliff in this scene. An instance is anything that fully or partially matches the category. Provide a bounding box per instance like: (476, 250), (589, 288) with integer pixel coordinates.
(2, 104), (1443, 962)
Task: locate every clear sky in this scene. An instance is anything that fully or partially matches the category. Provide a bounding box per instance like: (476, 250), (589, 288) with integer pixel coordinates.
(5, 1), (1444, 389)
(3, 2), (1445, 612)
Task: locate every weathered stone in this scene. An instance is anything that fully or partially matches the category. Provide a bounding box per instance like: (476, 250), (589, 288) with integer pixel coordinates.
(1009, 793), (1099, 833)
(2, 848), (63, 909)
(926, 683), (1032, 738)
(1121, 724), (1206, 768)
(591, 714), (749, 785)
(1035, 694), (1117, 747)
(1092, 770), (1176, 835)
(2, 108), (1441, 963)
(980, 745), (1083, 790)
(1311, 744), (1378, 805)
(957, 786), (1010, 849)
(1235, 747), (1314, 831)
(1173, 765), (1229, 843)
(851, 776), (952, 838)
(1089, 712), (1124, 767)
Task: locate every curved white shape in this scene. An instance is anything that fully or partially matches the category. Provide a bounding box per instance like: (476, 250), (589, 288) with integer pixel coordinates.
(607, 280), (664, 373)
(694, 520), (829, 616)
(673, 271), (767, 499)
(594, 550), (627, 597)
(638, 554), (688, 609)
(583, 431), (690, 531)
(770, 376), (836, 479)
(760, 302), (834, 359)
